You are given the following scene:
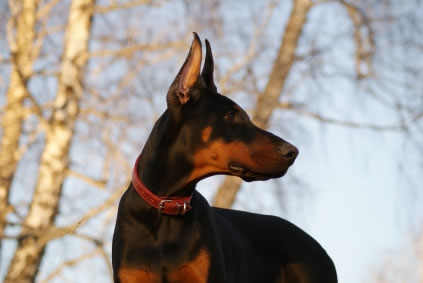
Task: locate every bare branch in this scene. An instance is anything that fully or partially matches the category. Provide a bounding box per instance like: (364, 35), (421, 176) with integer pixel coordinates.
(88, 41), (188, 58)
(293, 107), (404, 131)
(36, 0), (60, 20)
(339, 0), (375, 79)
(94, 0), (163, 14)
(39, 248), (101, 283)
(66, 169), (107, 190)
(219, 0), (278, 93)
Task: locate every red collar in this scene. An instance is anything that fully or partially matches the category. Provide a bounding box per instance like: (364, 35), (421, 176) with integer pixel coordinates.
(132, 156), (193, 215)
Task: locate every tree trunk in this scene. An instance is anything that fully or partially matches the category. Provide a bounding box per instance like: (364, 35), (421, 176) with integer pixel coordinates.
(4, 0), (96, 281)
(213, 0), (312, 208)
(0, 0), (39, 244)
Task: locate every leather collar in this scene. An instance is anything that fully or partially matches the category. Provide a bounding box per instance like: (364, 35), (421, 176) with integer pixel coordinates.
(132, 156), (192, 215)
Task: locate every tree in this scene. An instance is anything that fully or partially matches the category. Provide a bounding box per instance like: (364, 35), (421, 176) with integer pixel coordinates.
(4, 0), (96, 281)
(213, 0), (312, 208)
(0, 0), (40, 247)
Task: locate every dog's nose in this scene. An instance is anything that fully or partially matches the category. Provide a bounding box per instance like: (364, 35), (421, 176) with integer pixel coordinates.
(277, 143), (299, 163)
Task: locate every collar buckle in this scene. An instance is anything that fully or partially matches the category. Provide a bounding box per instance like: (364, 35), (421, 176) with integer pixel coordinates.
(158, 200), (173, 214)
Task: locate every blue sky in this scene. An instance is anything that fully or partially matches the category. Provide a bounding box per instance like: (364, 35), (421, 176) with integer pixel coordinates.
(298, 124), (415, 283)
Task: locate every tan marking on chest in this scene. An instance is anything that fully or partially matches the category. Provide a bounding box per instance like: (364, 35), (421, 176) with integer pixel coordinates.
(118, 268), (160, 283)
(201, 126), (212, 143)
(168, 249), (210, 283)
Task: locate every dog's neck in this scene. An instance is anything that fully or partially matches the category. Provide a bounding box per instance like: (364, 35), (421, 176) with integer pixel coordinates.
(136, 111), (197, 198)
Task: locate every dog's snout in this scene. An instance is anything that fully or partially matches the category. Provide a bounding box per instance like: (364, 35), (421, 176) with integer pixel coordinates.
(277, 144), (299, 162)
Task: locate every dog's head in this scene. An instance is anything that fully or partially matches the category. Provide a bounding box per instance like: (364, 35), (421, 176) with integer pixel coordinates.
(163, 33), (298, 184)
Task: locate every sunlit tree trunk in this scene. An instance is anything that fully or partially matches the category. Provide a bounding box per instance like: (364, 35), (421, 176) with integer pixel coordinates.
(0, 0), (39, 245)
(213, 0), (313, 208)
(4, 0), (96, 281)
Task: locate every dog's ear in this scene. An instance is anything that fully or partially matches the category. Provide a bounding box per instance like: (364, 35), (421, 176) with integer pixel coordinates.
(201, 39), (217, 92)
(167, 32), (202, 109)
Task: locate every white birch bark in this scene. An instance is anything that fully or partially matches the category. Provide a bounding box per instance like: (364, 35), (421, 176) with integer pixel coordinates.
(4, 0), (96, 281)
(0, 0), (39, 243)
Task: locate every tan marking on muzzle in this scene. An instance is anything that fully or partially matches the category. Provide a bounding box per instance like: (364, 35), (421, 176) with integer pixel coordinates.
(186, 133), (288, 183)
(187, 140), (257, 183)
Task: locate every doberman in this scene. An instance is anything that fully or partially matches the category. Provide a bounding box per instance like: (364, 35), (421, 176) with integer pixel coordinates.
(112, 33), (337, 283)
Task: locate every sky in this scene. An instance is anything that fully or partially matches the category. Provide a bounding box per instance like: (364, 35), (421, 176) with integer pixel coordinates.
(296, 123), (413, 283)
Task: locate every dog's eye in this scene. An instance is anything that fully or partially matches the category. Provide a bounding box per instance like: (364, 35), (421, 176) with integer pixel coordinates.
(224, 111), (236, 121)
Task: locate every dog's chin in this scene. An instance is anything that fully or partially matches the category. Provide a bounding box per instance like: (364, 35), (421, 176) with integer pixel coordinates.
(228, 163), (288, 182)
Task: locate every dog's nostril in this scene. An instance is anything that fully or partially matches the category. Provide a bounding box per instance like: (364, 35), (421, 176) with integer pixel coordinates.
(277, 145), (299, 160)
(284, 150), (297, 159)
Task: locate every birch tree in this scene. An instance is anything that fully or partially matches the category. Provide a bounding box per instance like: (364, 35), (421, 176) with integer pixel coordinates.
(0, 0), (39, 246)
(4, 0), (96, 281)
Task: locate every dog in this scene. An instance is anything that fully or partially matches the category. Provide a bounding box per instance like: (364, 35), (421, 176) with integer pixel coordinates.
(112, 33), (337, 283)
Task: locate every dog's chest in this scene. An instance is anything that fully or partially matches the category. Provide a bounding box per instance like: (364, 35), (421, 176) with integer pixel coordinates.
(118, 248), (210, 283)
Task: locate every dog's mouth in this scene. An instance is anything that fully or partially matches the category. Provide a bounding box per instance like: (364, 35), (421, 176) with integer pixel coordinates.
(228, 162), (288, 182)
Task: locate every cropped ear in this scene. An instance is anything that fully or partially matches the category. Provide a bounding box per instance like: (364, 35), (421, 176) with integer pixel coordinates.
(201, 39), (217, 92)
(167, 32), (202, 108)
